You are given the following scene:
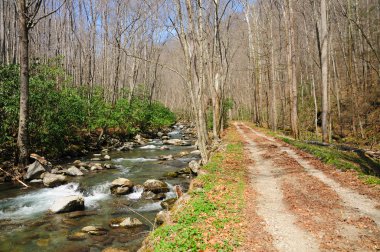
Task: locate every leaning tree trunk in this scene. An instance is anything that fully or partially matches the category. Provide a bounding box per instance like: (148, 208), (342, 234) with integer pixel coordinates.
(16, 0), (30, 168)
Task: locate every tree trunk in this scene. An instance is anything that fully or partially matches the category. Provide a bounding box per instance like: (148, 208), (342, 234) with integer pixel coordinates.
(16, 0), (30, 168)
(285, 0), (299, 138)
(321, 0), (329, 143)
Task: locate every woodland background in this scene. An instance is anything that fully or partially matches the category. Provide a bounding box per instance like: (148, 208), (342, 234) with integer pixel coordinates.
(0, 0), (379, 163)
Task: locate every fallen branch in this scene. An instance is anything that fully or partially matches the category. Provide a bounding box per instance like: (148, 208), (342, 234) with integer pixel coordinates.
(0, 167), (29, 188)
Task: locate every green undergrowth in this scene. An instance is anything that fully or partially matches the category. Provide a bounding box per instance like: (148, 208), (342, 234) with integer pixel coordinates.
(150, 129), (247, 251)
(0, 60), (176, 159)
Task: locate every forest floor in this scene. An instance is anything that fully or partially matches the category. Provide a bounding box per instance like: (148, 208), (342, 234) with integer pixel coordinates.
(236, 122), (380, 251)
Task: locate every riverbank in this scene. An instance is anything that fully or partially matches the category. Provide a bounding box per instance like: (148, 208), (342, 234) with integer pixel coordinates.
(139, 125), (251, 251)
(0, 121), (197, 184)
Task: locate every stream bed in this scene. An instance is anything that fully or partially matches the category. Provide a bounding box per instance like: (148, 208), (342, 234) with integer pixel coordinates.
(0, 131), (197, 252)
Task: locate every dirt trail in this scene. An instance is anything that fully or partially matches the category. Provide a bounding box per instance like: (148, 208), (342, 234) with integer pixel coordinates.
(244, 124), (380, 227)
(236, 124), (319, 252)
(235, 122), (380, 251)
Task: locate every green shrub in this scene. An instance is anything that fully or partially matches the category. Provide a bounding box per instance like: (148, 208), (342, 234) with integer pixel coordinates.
(0, 61), (176, 159)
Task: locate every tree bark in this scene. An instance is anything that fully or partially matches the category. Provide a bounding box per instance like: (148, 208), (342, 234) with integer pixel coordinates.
(321, 0), (329, 143)
(16, 0), (30, 168)
(285, 0), (299, 138)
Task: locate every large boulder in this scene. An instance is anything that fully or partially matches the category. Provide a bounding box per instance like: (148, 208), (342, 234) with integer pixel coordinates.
(110, 178), (134, 195)
(143, 179), (169, 194)
(50, 195), (84, 213)
(24, 161), (48, 180)
(66, 166), (84, 176)
(43, 173), (67, 187)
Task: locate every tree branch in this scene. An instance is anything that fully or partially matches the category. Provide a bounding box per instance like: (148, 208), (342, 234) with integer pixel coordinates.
(28, 0), (66, 29)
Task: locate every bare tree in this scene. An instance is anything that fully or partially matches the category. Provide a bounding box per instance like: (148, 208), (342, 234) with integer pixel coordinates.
(15, 0), (65, 168)
(321, 0), (329, 143)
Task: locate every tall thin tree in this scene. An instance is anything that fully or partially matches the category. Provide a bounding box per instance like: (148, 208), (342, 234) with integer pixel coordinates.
(321, 0), (329, 143)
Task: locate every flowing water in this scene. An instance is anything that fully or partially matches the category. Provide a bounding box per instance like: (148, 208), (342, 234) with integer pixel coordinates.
(0, 131), (197, 251)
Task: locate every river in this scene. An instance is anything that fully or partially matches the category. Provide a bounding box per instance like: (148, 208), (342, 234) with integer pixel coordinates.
(0, 128), (197, 251)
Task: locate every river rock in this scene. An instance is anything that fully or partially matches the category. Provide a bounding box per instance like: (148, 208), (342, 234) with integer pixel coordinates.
(109, 217), (124, 228)
(162, 139), (182, 145)
(90, 164), (102, 171)
(155, 210), (170, 225)
(80, 167), (89, 173)
(81, 226), (108, 236)
(51, 168), (62, 174)
(67, 232), (87, 241)
(43, 173), (67, 187)
(190, 150), (201, 156)
(143, 179), (169, 193)
(189, 160), (201, 174)
(157, 132), (164, 137)
(117, 142), (135, 151)
(104, 155), (111, 160)
(103, 164), (115, 169)
(177, 167), (191, 175)
(160, 198), (177, 210)
(134, 134), (147, 145)
(165, 171), (178, 178)
(178, 151), (189, 157)
(141, 191), (166, 200)
(73, 160), (81, 167)
(161, 136), (170, 140)
(30, 179), (43, 183)
(119, 217), (143, 228)
(82, 226), (100, 232)
(160, 146), (170, 150)
(79, 162), (90, 169)
(163, 139), (191, 146)
(158, 155), (173, 161)
(50, 195), (84, 213)
(24, 161), (48, 180)
(110, 178), (134, 195)
(66, 166), (84, 176)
